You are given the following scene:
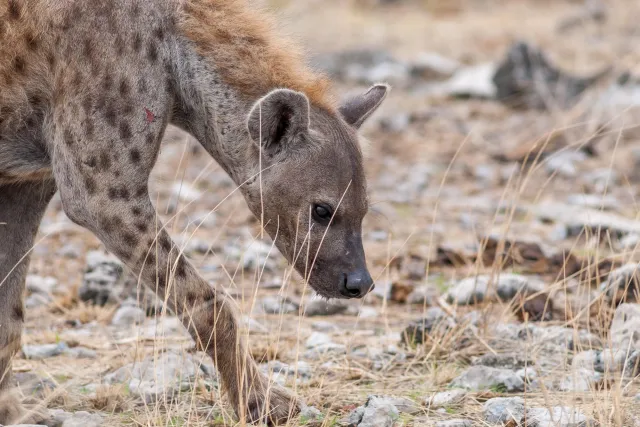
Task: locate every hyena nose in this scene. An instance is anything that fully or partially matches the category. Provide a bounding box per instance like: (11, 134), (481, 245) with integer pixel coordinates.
(341, 269), (374, 298)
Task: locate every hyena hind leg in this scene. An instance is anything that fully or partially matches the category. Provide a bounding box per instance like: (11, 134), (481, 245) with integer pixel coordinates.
(0, 181), (56, 425)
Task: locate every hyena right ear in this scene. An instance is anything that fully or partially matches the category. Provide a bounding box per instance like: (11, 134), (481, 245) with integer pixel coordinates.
(339, 84), (389, 129)
(247, 89), (310, 153)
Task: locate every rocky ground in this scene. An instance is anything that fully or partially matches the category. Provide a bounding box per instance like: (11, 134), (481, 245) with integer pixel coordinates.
(7, 0), (640, 426)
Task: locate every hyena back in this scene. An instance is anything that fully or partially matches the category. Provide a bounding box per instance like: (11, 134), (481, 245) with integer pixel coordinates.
(0, 0), (387, 424)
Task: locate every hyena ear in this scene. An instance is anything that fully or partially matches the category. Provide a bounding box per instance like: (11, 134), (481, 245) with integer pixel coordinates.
(247, 89), (310, 152)
(339, 83), (389, 129)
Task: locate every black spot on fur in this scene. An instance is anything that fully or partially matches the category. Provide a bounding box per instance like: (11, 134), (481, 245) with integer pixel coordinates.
(85, 176), (97, 194)
(13, 56), (26, 74)
(176, 258), (187, 278)
(146, 41), (158, 63)
(160, 235), (172, 252)
(83, 39), (93, 59)
(129, 148), (141, 164)
(119, 79), (130, 97)
(12, 304), (24, 322)
(123, 104), (133, 115)
(132, 33), (142, 52)
(153, 27), (165, 41)
(115, 35), (125, 56)
(8, 0), (21, 19)
(25, 32), (39, 51)
(134, 222), (148, 233)
(135, 187), (147, 198)
(119, 122), (132, 141)
(137, 79), (148, 94)
(105, 104), (117, 127)
(98, 151), (111, 171)
(145, 133), (155, 145)
(123, 232), (137, 247)
(132, 206), (142, 216)
(82, 95), (92, 113)
(103, 74), (113, 91)
(85, 120), (94, 138)
(108, 186), (130, 200)
(63, 129), (74, 146)
(84, 156), (97, 168)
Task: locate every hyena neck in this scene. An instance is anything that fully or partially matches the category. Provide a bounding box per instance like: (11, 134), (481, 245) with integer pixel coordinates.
(172, 44), (260, 187)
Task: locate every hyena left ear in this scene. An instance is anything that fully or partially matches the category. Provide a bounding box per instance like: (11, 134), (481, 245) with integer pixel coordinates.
(339, 83), (389, 129)
(247, 89), (310, 152)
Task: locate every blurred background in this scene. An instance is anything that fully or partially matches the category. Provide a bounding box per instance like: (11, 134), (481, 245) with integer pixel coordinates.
(17, 1), (640, 426)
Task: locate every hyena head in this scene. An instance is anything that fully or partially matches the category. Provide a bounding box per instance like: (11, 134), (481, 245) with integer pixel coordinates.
(243, 84), (388, 299)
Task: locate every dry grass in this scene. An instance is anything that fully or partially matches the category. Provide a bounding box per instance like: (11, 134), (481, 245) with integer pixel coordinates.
(4, 0), (640, 426)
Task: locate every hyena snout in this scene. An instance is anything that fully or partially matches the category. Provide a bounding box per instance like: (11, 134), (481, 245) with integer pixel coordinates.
(341, 268), (374, 298)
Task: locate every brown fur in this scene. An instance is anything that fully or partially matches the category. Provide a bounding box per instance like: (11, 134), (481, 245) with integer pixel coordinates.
(179, 0), (334, 109)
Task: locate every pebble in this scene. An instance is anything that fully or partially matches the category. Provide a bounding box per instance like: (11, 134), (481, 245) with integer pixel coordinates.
(484, 397), (525, 424)
(450, 366), (525, 392)
(303, 298), (348, 316)
(527, 406), (589, 427)
(425, 389), (467, 408)
(435, 420), (472, 427)
(111, 306), (146, 326)
(22, 342), (69, 360)
(25, 275), (57, 295)
(344, 395), (400, 427)
(609, 303), (640, 349)
(104, 351), (211, 403)
(260, 295), (299, 314)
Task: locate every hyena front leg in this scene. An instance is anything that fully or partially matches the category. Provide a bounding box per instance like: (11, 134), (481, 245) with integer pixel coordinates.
(52, 111), (299, 425)
(0, 181), (56, 425)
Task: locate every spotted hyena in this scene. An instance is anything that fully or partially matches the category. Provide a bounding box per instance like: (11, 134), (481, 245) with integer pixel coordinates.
(0, 0), (387, 424)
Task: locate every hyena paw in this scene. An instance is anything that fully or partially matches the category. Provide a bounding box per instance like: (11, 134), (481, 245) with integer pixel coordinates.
(243, 384), (302, 426)
(0, 393), (49, 425)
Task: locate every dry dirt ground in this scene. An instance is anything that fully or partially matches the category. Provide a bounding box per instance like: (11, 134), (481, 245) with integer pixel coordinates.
(9, 0), (640, 426)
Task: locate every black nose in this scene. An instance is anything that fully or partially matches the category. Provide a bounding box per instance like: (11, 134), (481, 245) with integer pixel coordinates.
(341, 269), (374, 298)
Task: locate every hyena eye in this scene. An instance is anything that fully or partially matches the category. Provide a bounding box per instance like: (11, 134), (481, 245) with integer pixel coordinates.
(312, 203), (333, 223)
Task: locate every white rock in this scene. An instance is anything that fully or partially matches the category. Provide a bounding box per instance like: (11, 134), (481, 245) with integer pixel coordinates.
(111, 306), (146, 326)
(25, 275), (57, 294)
(446, 63), (497, 98)
(425, 389), (467, 408)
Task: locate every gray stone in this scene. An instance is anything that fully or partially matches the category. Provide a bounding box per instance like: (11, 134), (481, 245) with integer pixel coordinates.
(304, 332), (345, 358)
(484, 397), (525, 424)
(472, 353), (533, 370)
(609, 303), (640, 349)
(425, 389), (467, 408)
(25, 293), (52, 308)
(445, 276), (489, 305)
(446, 63), (497, 98)
(527, 406), (589, 427)
(435, 420), (472, 427)
(22, 342), (69, 360)
(65, 346), (98, 359)
(60, 411), (103, 427)
(406, 285), (439, 305)
(496, 274), (543, 301)
(260, 295), (299, 315)
(602, 264), (640, 304)
(492, 41), (606, 109)
(25, 275), (57, 295)
(13, 372), (56, 398)
(450, 366), (525, 392)
(402, 307), (455, 345)
(558, 368), (602, 392)
(79, 250), (125, 306)
(545, 151), (587, 178)
(104, 351), (211, 403)
(409, 52), (460, 80)
(303, 298), (348, 316)
(111, 306), (146, 326)
(344, 396), (400, 427)
(299, 405), (323, 424)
